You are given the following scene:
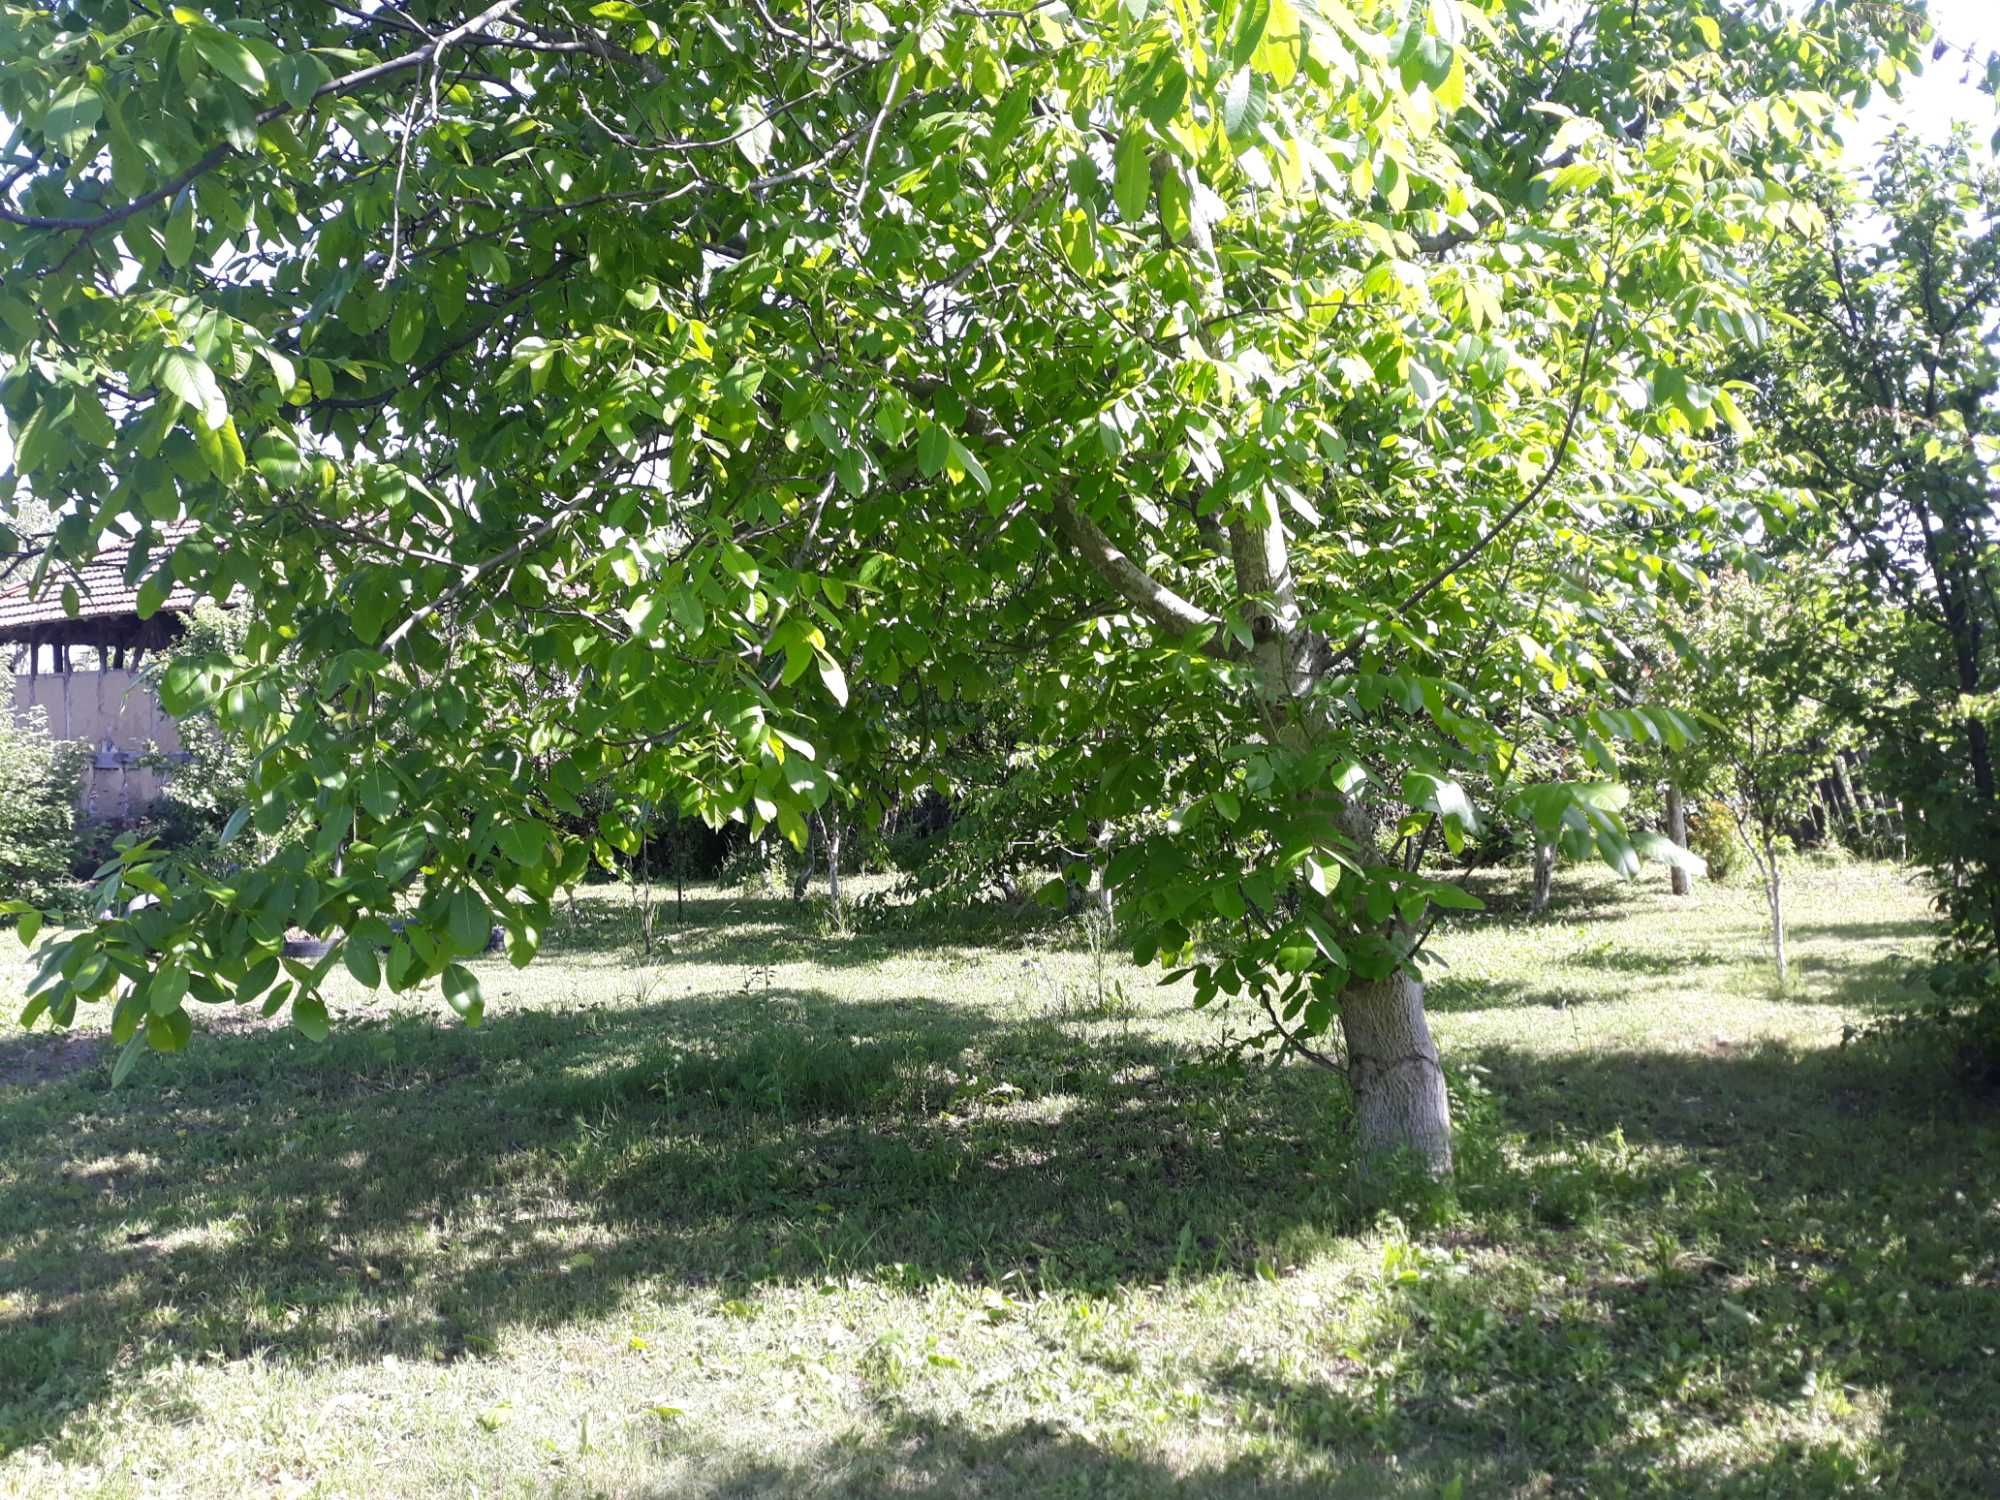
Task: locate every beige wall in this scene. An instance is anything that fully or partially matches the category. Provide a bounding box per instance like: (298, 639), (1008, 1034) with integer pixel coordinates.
(12, 669), (183, 821)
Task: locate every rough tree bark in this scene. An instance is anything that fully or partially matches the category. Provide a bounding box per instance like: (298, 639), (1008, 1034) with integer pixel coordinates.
(1340, 967), (1453, 1177)
(1531, 839), (1556, 913)
(1665, 784), (1690, 897)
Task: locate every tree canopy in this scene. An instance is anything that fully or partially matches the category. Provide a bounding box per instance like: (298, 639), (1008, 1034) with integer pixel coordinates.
(0, 0), (1928, 1163)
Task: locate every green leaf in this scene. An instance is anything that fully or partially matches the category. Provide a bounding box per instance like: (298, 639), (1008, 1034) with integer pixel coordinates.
(447, 887), (493, 956)
(135, 570), (172, 621)
(158, 348), (227, 429)
(434, 258), (469, 329)
(146, 1008), (192, 1052)
(389, 298), (426, 365)
(163, 187), (198, 269)
(356, 764), (402, 819)
(0, 902), (45, 947)
(1229, 0), (1272, 68)
(112, 1031), (145, 1086)
(191, 24), (269, 97)
(1114, 130), (1151, 221)
(376, 827), (430, 882)
(1222, 68), (1268, 141)
(918, 421), (951, 478)
(947, 438), (991, 493)
(1159, 164), (1192, 241)
(43, 84), (104, 157)
(253, 431), (304, 486)
(293, 991), (330, 1042)
(149, 963), (189, 1016)
(1435, 50), (1467, 112)
(734, 101), (776, 167)
(280, 51), (334, 112)
(442, 963), (484, 1024)
(344, 939), (381, 989)
(817, 655), (850, 707)
(497, 819), (547, 868)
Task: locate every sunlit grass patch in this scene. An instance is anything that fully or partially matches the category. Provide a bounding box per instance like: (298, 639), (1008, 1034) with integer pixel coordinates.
(1, 861), (1994, 1498)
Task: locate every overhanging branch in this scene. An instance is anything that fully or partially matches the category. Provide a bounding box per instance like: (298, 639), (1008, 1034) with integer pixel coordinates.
(1048, 489), (1228, 653)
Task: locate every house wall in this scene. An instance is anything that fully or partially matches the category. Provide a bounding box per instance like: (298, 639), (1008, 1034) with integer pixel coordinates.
(12, 669), (183, 821)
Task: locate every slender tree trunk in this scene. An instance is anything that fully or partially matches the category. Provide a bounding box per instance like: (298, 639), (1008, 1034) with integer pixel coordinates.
(790, 822), (816, 902)
(1666, 785), (1690, 896)
(823, 815), (843, 912)
(1090, 822), (1114, 920)
(1833, 755), (1869, 851)
(1913, 496), (2000, 937)
(1530, 839), (1555, 913)
(1764, 829), (1787, 988)
(1340, 968), (1452, 1178)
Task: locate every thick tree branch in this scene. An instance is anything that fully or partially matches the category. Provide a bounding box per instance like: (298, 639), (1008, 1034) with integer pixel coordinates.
(1048, 490), (1226, 651)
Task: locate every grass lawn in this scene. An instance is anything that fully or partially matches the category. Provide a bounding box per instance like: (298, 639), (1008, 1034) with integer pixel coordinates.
(1, 857), (1995, 1498)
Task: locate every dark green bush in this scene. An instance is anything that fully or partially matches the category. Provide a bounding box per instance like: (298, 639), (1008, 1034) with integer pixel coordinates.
(0, 688), (83, 912)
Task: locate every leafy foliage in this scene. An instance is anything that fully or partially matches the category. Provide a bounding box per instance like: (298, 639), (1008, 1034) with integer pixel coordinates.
(0, 0), (1925, 1152)
(1747, 129), (2000, 941)
(1741, 127), (2000, 1028)
(0, 682), (82, 915)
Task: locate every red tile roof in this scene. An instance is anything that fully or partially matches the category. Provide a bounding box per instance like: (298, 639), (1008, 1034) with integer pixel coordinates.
(0, 526), (200, 642)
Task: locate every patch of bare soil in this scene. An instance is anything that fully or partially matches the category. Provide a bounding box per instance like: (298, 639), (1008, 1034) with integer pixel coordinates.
(0, 1028), (106, 1088)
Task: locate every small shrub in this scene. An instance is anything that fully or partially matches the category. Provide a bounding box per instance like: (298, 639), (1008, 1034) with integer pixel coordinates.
(1687, 798), (1741, 881)
(718, 834), (793, 898)
(0, 689), (83, 912)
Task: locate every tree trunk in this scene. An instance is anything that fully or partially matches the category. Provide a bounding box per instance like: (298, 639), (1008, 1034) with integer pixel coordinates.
(1763, 830), (1787, 988)
(1340, 969), (1452, 1178)
(1833, 755), (1869, 851)
(1530, 840), (1555, 913)
(1666, 785), (1690, 897)
(823, 816), (843, 911)
(790, 822), (816, 902)
(1090, 822), (1114, 920)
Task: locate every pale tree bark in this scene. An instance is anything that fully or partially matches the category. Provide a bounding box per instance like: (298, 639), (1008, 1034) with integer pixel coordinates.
(822, 814), (843, 912)
(1737, 812), (1788, 987)
(1765, 830), (1787, 987)
(1089, 822), (1114, 920)
(1341, 967), (1453, 1177)
(1833, 755), (1870, 851)
(1531, 839), (1556, 913)
(1665, 784), (1690, 897)
(1227, 504), (1452, 1179)
(1048, 486), (1454, 1178)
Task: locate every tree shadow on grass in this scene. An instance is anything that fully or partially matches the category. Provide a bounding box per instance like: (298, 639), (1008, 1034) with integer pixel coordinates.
(1220, 1037), (2000, 1497)
(0, 988), (1353, 1458)
(1786, 918), (1937, 943)
(619, 1406), (1500, 1499)
(1451, 868), (1674, 926)
(543, 885), (1062, 972)
(5, 988), (1994, 1491)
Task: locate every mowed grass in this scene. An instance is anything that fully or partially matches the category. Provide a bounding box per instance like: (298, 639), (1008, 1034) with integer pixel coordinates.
(1, 857), (1995, 1498)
